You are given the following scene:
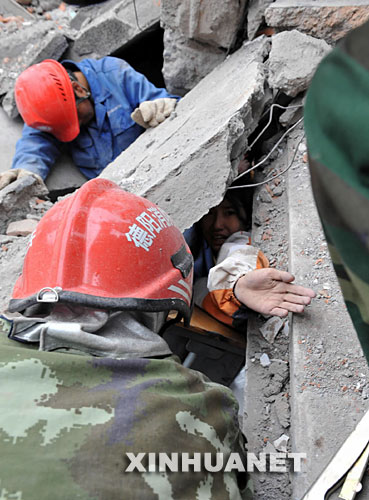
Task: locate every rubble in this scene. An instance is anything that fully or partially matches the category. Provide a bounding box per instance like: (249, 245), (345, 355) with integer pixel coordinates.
(260, 353), (271, 367)
(6, 218), (38, 236)
(273, 433), (289, 452)
(162, 27), (226, 96)
(0, 20), (68, 118)
(259, 317), (284, 344)
(267, 30), (331, 97)
(0, 2), (369, 499)
(0, 176), (48, 234)
(161, 0), (246, 95)
(247, 0), (275, 40)
(265, 0), (369, 44)
(101, 36), (271, 231)
(70, 0), (160, 59)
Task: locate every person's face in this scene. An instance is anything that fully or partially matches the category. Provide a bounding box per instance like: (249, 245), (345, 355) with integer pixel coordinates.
(72, 81), (95, 127)
(200, 198), (246, 255)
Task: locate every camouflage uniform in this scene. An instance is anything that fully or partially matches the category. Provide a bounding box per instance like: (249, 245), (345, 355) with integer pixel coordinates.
(304, 20), (369, 363)
(0, 327), (252, 499)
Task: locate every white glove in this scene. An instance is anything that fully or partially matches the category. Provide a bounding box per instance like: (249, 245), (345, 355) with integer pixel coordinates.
(131, 98), (177, 128)
(0, 169), (45, 190)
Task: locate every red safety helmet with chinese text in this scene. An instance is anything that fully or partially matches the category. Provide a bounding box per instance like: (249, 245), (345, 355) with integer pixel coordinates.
(9, 179), (194, 324)
(14, 59), (79, 142)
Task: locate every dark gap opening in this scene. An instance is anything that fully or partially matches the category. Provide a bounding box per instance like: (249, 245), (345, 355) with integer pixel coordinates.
(111, 22), (166, 89)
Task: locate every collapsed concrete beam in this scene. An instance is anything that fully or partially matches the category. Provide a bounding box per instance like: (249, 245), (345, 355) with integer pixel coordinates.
(70, 0), (160, 58)
(162, 27), (226, 96)
(0, 20), (68, 118)
(265, 0), (369, 44)
(267, 30), (331, 97)
(161, 0), (247, 50)
(101, 36), (271, 231)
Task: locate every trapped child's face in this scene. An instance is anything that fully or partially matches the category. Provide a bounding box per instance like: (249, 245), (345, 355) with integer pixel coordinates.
(200, 199), (245, 255)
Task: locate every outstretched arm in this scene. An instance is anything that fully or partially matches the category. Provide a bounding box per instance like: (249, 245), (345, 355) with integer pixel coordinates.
(234, 268), (316, 318)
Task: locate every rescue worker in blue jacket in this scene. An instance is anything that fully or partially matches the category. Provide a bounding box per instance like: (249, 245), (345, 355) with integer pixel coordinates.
(0, 56), (177, 189)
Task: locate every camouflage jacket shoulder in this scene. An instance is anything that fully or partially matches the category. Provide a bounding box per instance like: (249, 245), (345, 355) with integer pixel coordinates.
(0, 333), (251, 500)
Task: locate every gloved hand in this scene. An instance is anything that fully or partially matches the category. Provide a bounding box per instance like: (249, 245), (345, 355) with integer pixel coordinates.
(0, 168), (45, 190)
(131, 98), (177, 128)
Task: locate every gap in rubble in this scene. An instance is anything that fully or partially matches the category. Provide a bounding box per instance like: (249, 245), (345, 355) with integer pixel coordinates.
(247, 92), (292, 165)
(229, 93), (295, 226)
(111, 22), (166, 89)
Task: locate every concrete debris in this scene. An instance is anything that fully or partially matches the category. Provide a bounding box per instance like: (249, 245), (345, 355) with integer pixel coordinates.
(264, 360), (289, 397)
(247, 0), (275, 40)
(161, 0), (247, 50)
(2, 0), (34, 18)
(260, 353), (271, 367)
(70, 0), (160, 59)
(259, 317), (284, 344)
(6, 218), (38, 236)
(161, 0), (247, 95)
(101, 36), (271, 231)
(264, 441), (277, 454)
(0, 20), (68, 118)
(265, 0), (369, 44)
(0, 234), (30, 311)
(273, 434), (289, 452)
(162, 27), (226, 96)
(279, 96), (304, 127)
(267, 30), (331, 97)
(0, 176), (48, 234)
(274, 393), (290, 428)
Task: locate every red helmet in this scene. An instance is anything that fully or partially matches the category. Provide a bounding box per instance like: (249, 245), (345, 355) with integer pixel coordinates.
(14, 59), (79, 142)
(9, 179), (193, 324)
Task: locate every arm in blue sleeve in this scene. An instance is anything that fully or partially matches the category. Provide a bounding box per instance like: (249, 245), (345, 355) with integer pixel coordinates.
(11, 125), (62, 180)
(118, 61), (179, 109)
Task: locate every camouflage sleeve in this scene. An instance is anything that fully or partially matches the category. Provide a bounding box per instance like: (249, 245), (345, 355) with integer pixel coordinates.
(0, 332), (251, 499)
(195, 231), (269, 328)
(304, 20), (369, 362)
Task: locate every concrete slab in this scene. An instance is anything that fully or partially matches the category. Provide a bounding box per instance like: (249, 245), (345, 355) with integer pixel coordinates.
(0, 108), (86, 194)
(101, 36), (271, 231)
(286, 128), (369, 499)
(162, 26), (226, 96)
(0, 0), (34, 19)
(161, 0), (247, 50)
(0, 20), (68, 118)
(268, 31), (331, 97)
(247, 0), (274, 39)
(265, 1), (369, 43)
(70, 0), (160, 58)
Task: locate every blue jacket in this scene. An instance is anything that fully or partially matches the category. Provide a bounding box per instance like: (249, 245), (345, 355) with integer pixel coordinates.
(12, 57), (175, 180)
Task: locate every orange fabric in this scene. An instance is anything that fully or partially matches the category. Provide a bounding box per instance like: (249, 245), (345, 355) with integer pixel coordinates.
(202, 289), (240, 326)
(256, 250), (269, 269)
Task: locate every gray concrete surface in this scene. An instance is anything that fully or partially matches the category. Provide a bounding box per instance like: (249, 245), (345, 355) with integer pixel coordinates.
(70, 0), (160, 59)
(267, 30), (331, 97)
(0, 21), (68, 118)
(1, 0), (34, 18)
(286, 129), (369, 499)
(0, 108), (86, 193)
(265, 0), (369, 43)
(101, 36), (271, 231)
(162, 26), (226, 96)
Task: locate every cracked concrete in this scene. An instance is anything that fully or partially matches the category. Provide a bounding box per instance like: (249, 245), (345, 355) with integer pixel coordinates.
(101, 36), (271, 231)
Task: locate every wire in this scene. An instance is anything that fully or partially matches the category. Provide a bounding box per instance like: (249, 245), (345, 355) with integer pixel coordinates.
(234, 116), (304, 182)
(227, 132), (305, 190)
(133, 0), (143, 32)
(247, 103), (303, 154)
